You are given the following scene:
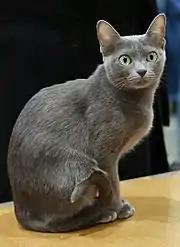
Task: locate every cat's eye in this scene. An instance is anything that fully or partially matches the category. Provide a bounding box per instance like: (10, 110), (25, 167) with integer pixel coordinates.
(146, 51), (158, 62)
(119, 55), (132, 65)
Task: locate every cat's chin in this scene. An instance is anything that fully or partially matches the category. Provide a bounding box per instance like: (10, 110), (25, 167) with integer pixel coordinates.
(133, 83), (152, 89)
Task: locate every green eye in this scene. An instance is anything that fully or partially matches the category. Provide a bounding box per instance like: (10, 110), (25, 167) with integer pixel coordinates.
(147, 51), (158, 62)
(119, 55), (132, 65)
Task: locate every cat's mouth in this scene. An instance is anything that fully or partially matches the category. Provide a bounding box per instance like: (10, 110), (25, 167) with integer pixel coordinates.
(127, 76), (156, 89)
(127, 76), (143, 84)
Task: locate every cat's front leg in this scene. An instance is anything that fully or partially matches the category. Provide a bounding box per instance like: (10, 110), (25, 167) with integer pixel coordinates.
(117, 199), (135, 219)
(106, 168), (135, 219)
(100, 162), (135, 220)
(111, 186), (135, 219)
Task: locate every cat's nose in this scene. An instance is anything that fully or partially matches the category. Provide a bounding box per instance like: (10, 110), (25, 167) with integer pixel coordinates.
(137, 69), (147, 77)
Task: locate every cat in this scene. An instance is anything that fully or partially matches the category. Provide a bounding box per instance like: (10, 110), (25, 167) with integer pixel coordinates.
(7, 13), (166, 233)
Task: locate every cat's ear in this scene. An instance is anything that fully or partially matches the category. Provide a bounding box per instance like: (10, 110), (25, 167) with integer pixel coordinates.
(145, 13), (166, 49)
(97, 20), (120, 55)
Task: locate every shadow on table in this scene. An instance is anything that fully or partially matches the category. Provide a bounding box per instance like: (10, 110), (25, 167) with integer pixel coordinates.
(80, 195), (180, 235)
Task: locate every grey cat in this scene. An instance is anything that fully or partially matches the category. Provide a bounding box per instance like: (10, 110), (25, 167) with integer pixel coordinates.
(7, 14), (166, 233)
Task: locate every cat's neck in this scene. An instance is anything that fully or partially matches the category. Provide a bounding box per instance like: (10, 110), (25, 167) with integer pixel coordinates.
(89, 64), (106, 81)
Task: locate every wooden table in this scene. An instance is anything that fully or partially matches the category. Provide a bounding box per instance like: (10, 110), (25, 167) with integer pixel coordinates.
(0, 172), (180, 247)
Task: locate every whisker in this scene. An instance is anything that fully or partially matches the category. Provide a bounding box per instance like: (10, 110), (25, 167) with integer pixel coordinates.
(116, 83), (126, 91)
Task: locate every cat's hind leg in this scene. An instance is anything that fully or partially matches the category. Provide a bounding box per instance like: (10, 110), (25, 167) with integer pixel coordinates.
(97, 211), (118, 223)
(14, 199), (133, 233)
(46, 205), (119, 232)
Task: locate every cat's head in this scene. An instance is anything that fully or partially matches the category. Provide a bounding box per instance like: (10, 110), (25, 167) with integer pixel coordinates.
(97, 14), (166, 90)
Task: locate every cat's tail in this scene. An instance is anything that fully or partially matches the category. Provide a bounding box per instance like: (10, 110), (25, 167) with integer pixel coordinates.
(70, 167), (113, 206)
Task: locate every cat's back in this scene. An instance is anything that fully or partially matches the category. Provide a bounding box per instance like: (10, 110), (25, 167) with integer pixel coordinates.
(33, 78), (87, 110)
(9, 78), (89, 150)
(17, 78), (87, 124)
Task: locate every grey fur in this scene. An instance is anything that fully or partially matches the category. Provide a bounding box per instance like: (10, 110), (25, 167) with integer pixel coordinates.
(7, 14), (166, 232)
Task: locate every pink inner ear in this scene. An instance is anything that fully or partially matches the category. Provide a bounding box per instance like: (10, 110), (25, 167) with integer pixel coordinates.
(145, 31), (165, 48)
(97, 21), (121, 55)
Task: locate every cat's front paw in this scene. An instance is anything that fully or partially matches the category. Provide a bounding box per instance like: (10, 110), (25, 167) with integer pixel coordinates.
(118, 199), (135, 219)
